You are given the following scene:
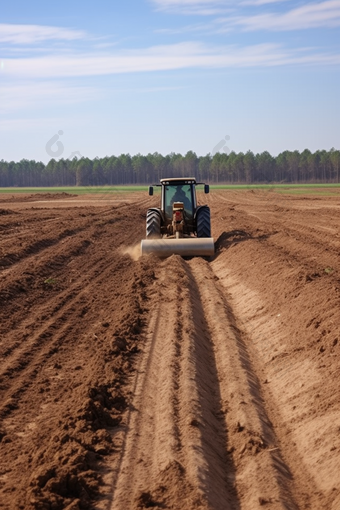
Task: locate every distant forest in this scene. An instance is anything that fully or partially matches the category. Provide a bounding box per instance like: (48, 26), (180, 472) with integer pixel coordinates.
(0, 148), (339, 187)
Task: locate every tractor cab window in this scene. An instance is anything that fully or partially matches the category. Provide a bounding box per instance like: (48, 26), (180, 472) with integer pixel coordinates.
(164, 184), (193, 220)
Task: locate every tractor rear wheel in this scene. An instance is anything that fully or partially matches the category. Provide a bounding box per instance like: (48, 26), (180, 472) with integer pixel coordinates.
(146, 209), (161, 238)
(196, 207), (211, 238)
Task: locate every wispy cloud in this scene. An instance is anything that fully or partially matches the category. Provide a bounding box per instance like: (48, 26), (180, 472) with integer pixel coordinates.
(152, 0), (220, 7)
(153, 0), (340, 29)
(1, 41), (339, 80)
(151, 0), (290, 14)
(223, 0), (340, 31)
(0, 24), (85, 44)
(240, 0), (289, 5)
(151, 0), (231, 14)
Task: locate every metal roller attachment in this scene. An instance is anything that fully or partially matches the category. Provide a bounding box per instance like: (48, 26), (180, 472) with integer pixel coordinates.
(141, 238), (215, 258)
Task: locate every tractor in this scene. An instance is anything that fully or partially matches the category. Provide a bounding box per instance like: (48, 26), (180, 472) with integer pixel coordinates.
(141, 177), (214, 257)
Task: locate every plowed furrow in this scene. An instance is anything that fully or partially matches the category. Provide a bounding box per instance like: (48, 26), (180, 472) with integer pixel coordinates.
(0, 207), (144, 426)
(0, 210), (141, 330)
(211, 251), (340, 510)
(0, 237), (92, 317)
(111, 256), (237, 510)
(0, 226), (89, 269)
(0, 213), (124, 272)
(189, 258), (300, 510)
(0, 249), (136, 419)
(213, 191), (340, 260)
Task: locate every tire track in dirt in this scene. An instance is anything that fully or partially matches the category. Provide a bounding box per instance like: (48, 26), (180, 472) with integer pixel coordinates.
(111, 256), (237, 510)
(111, 253), (301, 509)
(211, 250), (340, 510)
(188, 258), (299, 510)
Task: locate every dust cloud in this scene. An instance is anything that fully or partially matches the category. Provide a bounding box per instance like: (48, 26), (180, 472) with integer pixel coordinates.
(121, 243), (141, 261)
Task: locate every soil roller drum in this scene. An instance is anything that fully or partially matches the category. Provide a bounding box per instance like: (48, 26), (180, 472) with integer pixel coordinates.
(141, 177), (215, 258)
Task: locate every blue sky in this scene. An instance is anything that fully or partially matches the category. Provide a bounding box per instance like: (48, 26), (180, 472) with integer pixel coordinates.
(1, 0), (339, 162)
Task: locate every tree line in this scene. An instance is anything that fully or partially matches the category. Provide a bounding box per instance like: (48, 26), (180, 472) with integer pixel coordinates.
(0, 148), (339, 187)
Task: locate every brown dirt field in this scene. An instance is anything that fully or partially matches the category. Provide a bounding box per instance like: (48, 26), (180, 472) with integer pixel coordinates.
(0, 189), (339, 510)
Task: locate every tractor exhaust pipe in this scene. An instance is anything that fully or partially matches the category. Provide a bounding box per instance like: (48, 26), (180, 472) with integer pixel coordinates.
(141, 238), (215, 258)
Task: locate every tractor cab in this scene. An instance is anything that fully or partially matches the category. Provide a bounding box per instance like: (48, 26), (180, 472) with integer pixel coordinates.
(161, 179), (196, 224)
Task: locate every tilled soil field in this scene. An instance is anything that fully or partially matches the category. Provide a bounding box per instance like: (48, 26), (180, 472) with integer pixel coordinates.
(0, 189), (339, 510)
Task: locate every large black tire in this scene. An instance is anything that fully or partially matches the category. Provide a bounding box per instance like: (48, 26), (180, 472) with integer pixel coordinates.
(196, 207), (211, 238)
(146, 209), (161, 238)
